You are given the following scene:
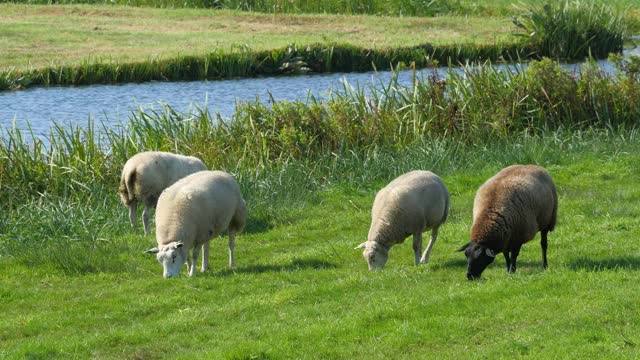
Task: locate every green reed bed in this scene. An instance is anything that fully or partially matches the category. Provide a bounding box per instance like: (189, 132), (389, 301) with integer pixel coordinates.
(513, 0), (629, 59)
(0, 42), (530, 92)
(2, 56), (639, 206)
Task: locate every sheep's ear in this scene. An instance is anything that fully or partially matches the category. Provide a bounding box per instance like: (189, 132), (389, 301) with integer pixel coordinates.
(456, 243), (470, 252)
(485, 248), (496, 258)
(145, 247), (159, 254)
(175, 242), (184, 249)
(354, 242), (367, 250)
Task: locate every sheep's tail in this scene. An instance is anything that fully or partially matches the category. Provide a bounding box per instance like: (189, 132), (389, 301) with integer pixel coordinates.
(230, 199), (247, 234)
(441, 190), (451, 224)
(118, 168), (137, 205)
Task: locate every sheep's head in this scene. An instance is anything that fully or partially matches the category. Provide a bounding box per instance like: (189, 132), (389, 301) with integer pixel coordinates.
(145, 242), (187, 278)
(355, 241), (389, 270)
(457, 242), (496, 280)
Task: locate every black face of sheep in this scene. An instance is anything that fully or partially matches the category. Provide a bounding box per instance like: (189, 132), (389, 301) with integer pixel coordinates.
(457, 242), (496, 280)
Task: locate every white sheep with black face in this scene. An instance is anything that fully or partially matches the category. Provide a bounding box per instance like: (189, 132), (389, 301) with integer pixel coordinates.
(355, 170), (450, 270)
(457, 164), (558, 280)
(119, 151), (207, 235)
(145, 170), (247, 278)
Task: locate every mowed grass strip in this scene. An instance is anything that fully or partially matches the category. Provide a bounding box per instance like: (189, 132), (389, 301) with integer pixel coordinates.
(0, 4), (518, 71)
(0, 132), (639, 358)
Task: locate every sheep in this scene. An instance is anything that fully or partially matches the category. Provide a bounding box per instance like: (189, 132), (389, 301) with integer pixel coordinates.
(145, 170), (247, 278)
(355, 170), (450, 270)
(457, 164), (558, 280)
(118, 151), (207, 235)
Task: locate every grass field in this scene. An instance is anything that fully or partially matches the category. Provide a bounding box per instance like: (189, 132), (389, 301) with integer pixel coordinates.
(0, 4), (517, 71)
(1, 129), (639, 358)
(1, 1), (640, 357)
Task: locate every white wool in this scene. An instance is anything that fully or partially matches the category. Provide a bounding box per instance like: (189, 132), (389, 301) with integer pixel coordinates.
(149, 170), (247, 278)
(358, 170), (449, 270)
(118, 151), (207, 235)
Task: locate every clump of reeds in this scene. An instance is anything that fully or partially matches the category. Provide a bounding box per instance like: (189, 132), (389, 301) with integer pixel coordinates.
(513, 0), (628, 60)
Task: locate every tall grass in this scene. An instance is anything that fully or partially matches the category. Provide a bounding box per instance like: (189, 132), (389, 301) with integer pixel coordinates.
(513, 0), (628, 59)
(2, 56), (639, 203)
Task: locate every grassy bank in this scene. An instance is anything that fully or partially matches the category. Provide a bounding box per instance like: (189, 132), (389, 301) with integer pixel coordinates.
(0, 1), (633, 91)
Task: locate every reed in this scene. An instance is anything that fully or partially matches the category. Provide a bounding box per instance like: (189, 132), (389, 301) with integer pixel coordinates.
(513, 0), (628, 60)
(2, 56), (639, 208)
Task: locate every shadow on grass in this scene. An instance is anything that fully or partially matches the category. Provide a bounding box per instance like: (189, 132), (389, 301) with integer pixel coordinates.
(243, 217), (273, 234)
(568, 256), (640, 271)
(216, 258), (338, 277)
(434, 258), (546, 271)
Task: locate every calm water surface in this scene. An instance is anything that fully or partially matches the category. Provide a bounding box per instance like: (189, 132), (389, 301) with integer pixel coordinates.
(1, 43), (637, 138)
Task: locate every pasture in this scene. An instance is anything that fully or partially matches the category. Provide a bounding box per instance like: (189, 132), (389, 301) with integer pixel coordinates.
(1, 128), (639, 358)
(1, 0), (640, 358)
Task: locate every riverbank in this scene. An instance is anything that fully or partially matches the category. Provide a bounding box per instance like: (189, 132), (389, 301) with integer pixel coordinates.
(0, 1), (633, 91)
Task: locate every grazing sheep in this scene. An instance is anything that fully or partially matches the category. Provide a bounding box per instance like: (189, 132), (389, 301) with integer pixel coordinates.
(145, 170), (247, 278)
(119, 151), (206, 235)
(457, 165), (558, 280)
(355, 170), (450, 270)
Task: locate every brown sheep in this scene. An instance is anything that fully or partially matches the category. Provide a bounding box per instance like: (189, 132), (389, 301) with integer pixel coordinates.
(457, 165), (557, 280)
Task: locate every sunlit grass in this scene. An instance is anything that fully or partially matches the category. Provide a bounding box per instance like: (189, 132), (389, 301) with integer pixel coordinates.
(1, 128), (639, 358)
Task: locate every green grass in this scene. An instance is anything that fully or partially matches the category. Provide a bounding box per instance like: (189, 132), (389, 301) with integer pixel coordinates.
(1, 129), (640, 358)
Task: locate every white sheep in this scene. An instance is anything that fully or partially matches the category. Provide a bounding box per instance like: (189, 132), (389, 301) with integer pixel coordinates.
(355, 170), (450, 270)
(119, 151), (207, 235)
(145, 170), (247, 278)
(457, 164), (558, 280)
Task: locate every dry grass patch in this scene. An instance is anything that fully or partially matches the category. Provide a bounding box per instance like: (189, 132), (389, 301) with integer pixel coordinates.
(0, 4), (518, 70)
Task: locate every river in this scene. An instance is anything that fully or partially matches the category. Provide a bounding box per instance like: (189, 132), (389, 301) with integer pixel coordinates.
(1, 43), (638, 138)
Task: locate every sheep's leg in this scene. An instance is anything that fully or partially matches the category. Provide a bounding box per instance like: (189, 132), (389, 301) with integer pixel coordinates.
(189, 246), (201, 277)
(419, 228), (439, 264)
(228, 231), (236, 267)
(201, 241), (210, 273)
(142, 206), (152, 236)
(412, 232), (423, 265)
(128, 201), (138, 233)
(541, 230), (549, 269)
(504, 252), (511, 272)
(508, 246), (521, 273)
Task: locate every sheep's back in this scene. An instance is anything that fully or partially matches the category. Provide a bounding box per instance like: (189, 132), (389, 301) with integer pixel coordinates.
(369, 171), (449, 242)
(472, 165), (557, 247)
(127, 152), (205, 199)
(155, 171), (242, 246)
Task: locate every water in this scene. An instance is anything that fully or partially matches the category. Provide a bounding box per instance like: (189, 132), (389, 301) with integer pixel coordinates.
(0, 43), (637, 138)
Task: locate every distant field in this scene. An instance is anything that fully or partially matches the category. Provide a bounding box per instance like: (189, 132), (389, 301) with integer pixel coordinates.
(0, 4), (517, 71)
